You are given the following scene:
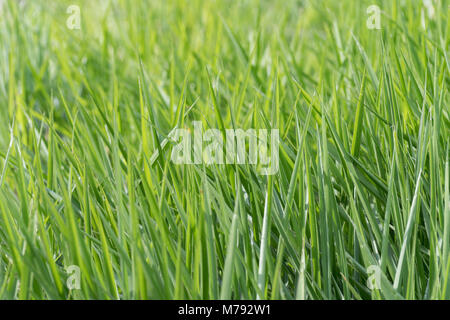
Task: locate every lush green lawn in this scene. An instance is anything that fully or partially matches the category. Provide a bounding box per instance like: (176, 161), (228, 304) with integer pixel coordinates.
(0, 0), (448, 299)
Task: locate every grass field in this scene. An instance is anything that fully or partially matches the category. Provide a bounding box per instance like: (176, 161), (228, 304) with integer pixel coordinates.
(0, 0), (449, 300)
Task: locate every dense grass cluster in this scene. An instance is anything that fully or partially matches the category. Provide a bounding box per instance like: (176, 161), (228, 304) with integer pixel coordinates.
(0, 0), (448, 299)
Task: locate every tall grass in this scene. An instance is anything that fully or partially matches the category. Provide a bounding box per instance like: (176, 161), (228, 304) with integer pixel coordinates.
(0, 0), (448, 299)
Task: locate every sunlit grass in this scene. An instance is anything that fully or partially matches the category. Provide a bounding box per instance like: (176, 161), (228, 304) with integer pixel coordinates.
(0, 0), (448, 299)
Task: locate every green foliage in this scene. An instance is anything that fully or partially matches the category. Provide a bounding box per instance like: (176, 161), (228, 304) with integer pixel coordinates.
(0, 0), (448, 299)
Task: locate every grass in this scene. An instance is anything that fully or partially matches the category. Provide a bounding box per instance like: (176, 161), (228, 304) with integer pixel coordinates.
(0, 0), (449, 300)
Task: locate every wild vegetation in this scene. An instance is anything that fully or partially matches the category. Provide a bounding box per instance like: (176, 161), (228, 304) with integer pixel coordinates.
(0, 0), (448, 299)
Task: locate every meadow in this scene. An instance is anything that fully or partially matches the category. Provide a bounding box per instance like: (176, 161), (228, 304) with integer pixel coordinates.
(0, 0), (448, 299)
